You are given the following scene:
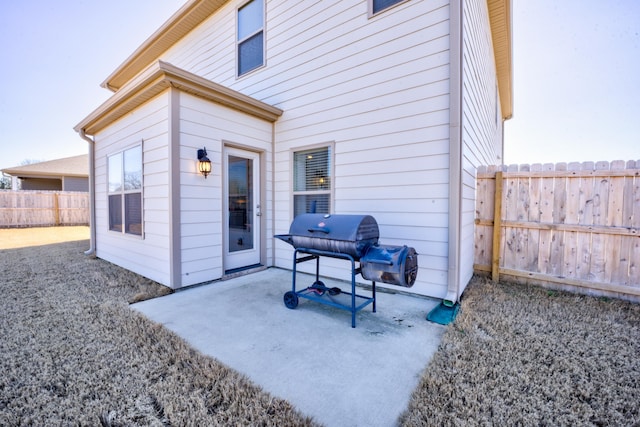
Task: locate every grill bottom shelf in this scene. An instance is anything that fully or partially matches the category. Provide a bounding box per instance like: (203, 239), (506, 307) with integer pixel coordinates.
(284, 248), (376, 328)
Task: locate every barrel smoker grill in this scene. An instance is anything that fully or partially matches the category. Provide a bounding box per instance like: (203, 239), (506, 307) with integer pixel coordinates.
(275, 214), (418, 328)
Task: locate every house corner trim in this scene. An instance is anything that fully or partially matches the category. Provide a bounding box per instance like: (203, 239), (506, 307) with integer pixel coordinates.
(447, 0), (464, 303)
(169, 88), (182, 287)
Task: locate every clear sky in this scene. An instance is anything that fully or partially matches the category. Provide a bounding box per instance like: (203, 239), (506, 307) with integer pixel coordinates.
(0, 0), (184, 170)
(0, 0), (638, 171)
(504, 0), (640, 165)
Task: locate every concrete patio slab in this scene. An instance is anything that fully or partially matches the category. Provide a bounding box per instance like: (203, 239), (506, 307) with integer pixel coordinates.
(133, 268), (446, 427)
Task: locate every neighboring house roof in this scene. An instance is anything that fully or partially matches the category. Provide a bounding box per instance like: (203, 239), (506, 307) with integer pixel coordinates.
(75, 61), (283, 135)
(1, 154), (88, 178)
(100, 0), (513, 120)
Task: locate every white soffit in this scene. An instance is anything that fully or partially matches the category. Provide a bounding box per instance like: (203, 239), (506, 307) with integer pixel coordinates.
(487, 0), (513, 120)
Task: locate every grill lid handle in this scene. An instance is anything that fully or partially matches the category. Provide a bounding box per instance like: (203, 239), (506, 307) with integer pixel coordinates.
(307, 227), (330, 234)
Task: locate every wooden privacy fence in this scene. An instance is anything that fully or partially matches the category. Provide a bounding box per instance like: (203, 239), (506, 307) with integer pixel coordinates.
(0, 190), (89, 228)
(475, 160), (640, 299)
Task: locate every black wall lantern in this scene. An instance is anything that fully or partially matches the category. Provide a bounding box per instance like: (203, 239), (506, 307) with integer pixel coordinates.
(197, 147), (212, 178)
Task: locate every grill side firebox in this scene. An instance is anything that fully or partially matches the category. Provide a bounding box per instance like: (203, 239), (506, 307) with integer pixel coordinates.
(275, 214), (418, 327)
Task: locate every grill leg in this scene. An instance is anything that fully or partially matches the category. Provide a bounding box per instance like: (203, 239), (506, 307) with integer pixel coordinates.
(292, 249), (298, 293)
(351, 257), (356, 328)
(372, 281), (376, 313)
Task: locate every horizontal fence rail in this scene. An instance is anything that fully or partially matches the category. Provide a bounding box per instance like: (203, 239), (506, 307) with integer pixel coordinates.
(475, 160), (640, 299)
(0, 190), (89, 228)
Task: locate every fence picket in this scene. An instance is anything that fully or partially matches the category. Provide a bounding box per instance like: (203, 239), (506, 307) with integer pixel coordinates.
(549, 163), (567, 276)
(474, 165), (493, 267)
(475, 160), (640, 299)
(577, 161), (595, 280)
(516, 165), (530, 270)
(0, 190), (89, 228)
(590, 162), (610, 282)
(607, 161), (627, 284)
(538, 163), (555, 274)
(502, 167), (519, 270)
(614, 169), (637, 285)
(525, 163), (542, 272)
(631, 171), (640, 286)
(563, 162), (582, 278)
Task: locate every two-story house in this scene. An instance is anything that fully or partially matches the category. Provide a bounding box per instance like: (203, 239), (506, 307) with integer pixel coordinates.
(75, 0), (512, 303)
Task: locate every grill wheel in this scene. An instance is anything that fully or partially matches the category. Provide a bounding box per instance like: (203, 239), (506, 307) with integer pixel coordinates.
(283, 291), (299, 309)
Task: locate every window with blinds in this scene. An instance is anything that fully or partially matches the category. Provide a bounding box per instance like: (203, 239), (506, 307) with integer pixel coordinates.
(293, 146), (331, 217)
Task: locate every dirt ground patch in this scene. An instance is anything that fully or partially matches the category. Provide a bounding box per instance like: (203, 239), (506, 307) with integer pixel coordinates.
(0, 226), (89, 249)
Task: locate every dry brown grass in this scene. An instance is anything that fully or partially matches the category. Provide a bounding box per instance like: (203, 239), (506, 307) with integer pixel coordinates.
(401, 277), (640, 426)
(2, 228), (639, 426)
(0, 229), (317, 426)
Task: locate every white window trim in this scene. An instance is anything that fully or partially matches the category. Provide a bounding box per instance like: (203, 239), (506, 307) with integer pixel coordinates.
(107, 143), (144, 238)
(236, 0), (266, 78)
(290, 142), (335, 219)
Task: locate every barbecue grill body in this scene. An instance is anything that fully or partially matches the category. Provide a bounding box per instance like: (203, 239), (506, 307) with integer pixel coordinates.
(360, 244), (418, 287)
(276, 213), (379, 260)
(276, 213), (418, 288)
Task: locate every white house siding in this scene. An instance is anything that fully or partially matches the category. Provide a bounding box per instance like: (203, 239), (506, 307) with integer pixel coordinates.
(155, 0), (453, 298)
(178, 92), (274, 287)
(94, 92), (172, 285)
(273, 0), (452, 298)
(460, 0), (503, 294)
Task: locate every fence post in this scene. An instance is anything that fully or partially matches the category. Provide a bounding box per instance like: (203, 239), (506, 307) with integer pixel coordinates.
(492, 171), (503, 282)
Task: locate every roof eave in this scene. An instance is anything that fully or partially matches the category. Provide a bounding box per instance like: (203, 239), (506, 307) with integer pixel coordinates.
(76, 61), (283, 135)
(488, 0), (513, 120)
(101, 0), (229, 92)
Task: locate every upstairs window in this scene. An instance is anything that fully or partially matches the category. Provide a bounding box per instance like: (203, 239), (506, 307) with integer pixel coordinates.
(108, 145), (143, 236)
(237, 0), (264, 76)
(293, 146), (332, 217)
(371, 0), (407, 15)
